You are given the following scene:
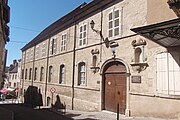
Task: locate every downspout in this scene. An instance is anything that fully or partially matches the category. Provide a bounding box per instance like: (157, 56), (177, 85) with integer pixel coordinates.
(31, 46), (36, 86)
(44, 38), (50, 106)
(72, 20), (77, 110)
(100, 8), (103, 62)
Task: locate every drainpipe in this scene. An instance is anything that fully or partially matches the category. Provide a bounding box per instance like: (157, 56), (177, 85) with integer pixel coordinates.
(31, 46), (36, 86)
(72, 20), (77, 110)
(44, 38), (50, 106)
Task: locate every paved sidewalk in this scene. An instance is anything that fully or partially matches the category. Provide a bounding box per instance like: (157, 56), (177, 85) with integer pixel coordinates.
(51, 108), (167, 120)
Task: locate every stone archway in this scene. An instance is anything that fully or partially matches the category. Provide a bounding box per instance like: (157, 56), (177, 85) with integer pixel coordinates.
(101, 60), (128, 114)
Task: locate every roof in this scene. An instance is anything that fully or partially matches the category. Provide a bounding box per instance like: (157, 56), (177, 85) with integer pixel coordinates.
(9, 66), (18, 73)
(131, 18), (180, 48)
(21, 0), (118, 51)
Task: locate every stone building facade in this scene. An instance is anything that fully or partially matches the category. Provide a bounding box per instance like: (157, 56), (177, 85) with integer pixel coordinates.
(0, 0), (10, 89)
(7, 59), (21, 89)
(21, 0), (180, 119)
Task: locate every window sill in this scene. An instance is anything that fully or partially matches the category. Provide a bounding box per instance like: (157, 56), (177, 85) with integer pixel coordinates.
(74, 85), (100, 91)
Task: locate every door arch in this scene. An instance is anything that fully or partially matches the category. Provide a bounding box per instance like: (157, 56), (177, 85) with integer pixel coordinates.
(102, 60), (127, 114)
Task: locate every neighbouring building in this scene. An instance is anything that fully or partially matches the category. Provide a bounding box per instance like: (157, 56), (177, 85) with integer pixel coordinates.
(7, 59), (21, 89)
(0, 0), (10, 89)
(21, 0), (180, 119)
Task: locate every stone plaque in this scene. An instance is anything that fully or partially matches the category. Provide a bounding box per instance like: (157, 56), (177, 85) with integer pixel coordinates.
(131, 76), (141, 83)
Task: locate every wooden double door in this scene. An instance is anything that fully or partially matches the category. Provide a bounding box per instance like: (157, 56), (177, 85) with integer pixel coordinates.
(104, 62), (126, 114)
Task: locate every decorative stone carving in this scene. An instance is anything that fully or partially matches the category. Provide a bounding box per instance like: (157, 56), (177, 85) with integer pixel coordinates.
(131, 37), (146, 47)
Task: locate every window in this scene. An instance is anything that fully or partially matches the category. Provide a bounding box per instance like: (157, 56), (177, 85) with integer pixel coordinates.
(21, 69), (24, 79)
(29, 68), (32, 80)
(156, 52), (180, 95)
(61, 34), (67, 51)
(40, 67), (44, 81)
(14, 83), (16, 88)
(34, 67), (37, 81)
(25, 69), (27, 79)
(42, 42), (46, 57)
(108, 9), (120, 38)
(48, 66), (53, 82)
(78, 62), (86, 85)
(50, 38), (57, 55)
(79, 24), (87, 46)
(59, 64), (65, 84)
(12, 75), (14, 79)
(35, 45), (40, 59)
(15, 74), (17, 79)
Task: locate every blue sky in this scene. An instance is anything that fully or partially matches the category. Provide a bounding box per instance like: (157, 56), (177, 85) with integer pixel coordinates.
(6, 0), (91, 66)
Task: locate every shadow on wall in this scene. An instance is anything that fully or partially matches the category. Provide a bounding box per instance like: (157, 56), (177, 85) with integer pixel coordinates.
(24, 86), (43, 107)
(51, 95), (66, 113)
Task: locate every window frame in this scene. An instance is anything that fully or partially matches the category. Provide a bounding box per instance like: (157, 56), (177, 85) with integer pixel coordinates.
(29, 68), (32, 80)
(78, 62), (86, 86)
(79, 24), (87, 47)
(48, 66), (53, 83)
(50, 37), (57, 56)
(108, 9), (120, 38)
(60, 33), (67, 52)
(25, 69), (27, 79)
(59, 64), (65, 84)
(40, 67), (44, 81)
(34, 67), (37, 81)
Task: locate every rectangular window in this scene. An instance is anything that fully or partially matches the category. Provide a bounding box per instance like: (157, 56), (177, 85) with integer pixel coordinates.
(59, 64), (65, 84)
(61, 34), (67, 52)
(108, 9), (120, 38)
(78, 62), (86, 85)
(14, 83), (16, 88)
(156, 52), (180, 95)
(40, 67), (44, 81)
(29, 68), (32, 80)
(25, 69), (27, 79)
(48, 66), (53, 82)
(21, 69), (24, 79)
(50, 38), (57, 55)
(35, 45), (40, 59)
(34, 68), (37, 81)
(42, 42), (46, 57)
(79, 24), (87, 46)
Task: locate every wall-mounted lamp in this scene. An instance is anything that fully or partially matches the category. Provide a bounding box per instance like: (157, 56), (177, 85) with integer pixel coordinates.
(90, 20), (104, 41)
(90, 20), (95, 30)
(110, 41), (119, 58)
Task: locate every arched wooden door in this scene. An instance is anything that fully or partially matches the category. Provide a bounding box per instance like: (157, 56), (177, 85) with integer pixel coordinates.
(103, 61), (127, 114)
